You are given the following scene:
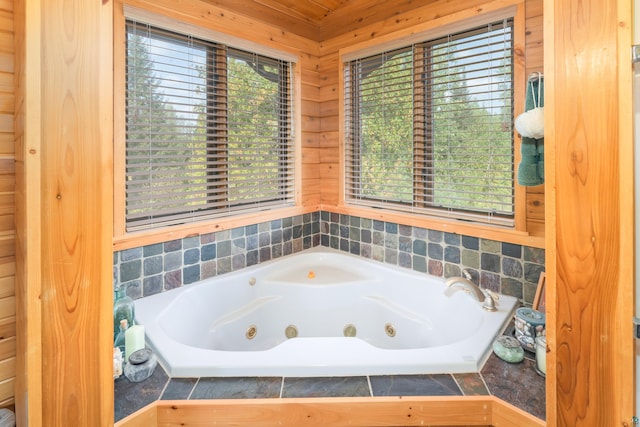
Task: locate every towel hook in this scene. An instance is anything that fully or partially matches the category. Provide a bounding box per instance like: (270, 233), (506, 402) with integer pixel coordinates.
(528, 71), (543, 82)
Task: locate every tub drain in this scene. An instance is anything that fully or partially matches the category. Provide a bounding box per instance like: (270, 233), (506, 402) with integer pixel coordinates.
(246, 325), (257, 340)
(385, 323), (396, 337)
(343, 324), (357, 337)
(285, 325), (298, 339)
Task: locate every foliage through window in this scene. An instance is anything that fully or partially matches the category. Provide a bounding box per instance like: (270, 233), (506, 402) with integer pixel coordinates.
(125, 20), (295, 231)
(344, 19), (514, 225)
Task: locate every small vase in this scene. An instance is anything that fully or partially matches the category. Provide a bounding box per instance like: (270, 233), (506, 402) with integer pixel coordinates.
(114, 318), (128, 358)
(113, 287), (135, 339)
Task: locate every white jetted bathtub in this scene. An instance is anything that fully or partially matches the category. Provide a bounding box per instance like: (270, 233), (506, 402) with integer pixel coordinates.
(135, 246), (518, 377)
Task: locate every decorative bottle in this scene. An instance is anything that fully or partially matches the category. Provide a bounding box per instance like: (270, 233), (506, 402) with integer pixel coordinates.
(114, 318), (128, 358)
(113, 287), (135, 338)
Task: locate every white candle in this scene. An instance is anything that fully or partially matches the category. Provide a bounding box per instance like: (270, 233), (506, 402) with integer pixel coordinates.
(124, 325), (145, 362)
(535, 336), (547, 375)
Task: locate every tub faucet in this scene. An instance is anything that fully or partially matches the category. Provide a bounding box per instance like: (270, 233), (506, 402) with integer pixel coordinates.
(445, 274), (498, 312)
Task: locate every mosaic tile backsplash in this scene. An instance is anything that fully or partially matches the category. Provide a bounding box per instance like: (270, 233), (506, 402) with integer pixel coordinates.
(113, 211), (545, 305)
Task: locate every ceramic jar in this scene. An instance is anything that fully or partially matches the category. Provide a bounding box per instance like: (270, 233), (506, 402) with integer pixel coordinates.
(514, 307), (545, 352)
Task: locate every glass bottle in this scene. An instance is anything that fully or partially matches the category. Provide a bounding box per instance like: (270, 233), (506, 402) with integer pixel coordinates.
(113, 287), (135, 338)
(114, 318), (128, 358)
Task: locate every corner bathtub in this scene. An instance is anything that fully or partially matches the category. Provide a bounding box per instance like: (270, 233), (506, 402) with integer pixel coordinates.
(135, 247), (518, 377)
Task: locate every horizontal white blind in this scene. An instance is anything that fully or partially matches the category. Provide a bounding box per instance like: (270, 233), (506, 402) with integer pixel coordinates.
(344, 19), (514, 226)
(125, 20), (295, 231)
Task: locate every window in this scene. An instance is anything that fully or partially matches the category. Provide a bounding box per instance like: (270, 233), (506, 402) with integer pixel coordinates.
(344, 19), (514, 226)
(125, 20), (295, 232)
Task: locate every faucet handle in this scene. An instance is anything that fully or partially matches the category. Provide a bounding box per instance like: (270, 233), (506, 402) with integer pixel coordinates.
(483, 289), (499, 301)
(462, 269), (473, 281)
(481, 289), (499, 312)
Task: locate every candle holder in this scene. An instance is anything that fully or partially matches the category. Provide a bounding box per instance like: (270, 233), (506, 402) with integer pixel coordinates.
(535, 335), (546, 377)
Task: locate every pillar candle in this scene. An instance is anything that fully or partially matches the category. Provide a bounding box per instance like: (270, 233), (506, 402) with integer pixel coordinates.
(124, 325), (145, 362)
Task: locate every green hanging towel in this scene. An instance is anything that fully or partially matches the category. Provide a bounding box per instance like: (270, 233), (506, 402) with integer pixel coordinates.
(515, 73), (544, 186)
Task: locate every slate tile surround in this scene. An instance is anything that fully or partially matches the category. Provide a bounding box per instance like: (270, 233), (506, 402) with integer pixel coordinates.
(114, 352), (546, 422)
(113, 211), (546, 306)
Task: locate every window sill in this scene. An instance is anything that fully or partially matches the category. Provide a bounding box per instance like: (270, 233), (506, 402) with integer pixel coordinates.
(326, 204), (545, 249)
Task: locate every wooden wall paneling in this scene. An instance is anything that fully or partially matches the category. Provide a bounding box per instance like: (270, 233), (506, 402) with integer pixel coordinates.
(0, 357), (14, 382)
(0, 316), (14, 340)
(38, 0), (114, 425)
(300, 53), (322, 207)
(523, 0), (544, 237)
(301, 82), (321, 102)
(0, 0), (14, 413)
(319, 163), (339, 181)
(300, 180), (321, 207)
(526, 192), (545, 221)
(302, 99), (320, 117)
(0, 377), (13, 404)
(319, 100), (338, 117)
(0, 296), (13, 320)
(14, 0), (42, 423)
(320, 115), (339, 133)
(616, 0), (636, 424)
(302, 146), (321, 163)
(318, 83), (338, 104)
(544, 0), (635, 424)
(317, 50), (339, 208)
(0, 336), (14, 361)
(320, 142), (340, 163)
(301, 114), (321, 132)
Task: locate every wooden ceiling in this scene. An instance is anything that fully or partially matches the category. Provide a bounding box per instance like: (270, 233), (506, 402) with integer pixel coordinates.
(202, 0), (441, 41)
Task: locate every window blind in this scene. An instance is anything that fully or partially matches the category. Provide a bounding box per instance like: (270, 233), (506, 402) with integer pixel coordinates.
(344, 19), (514, 226)
(125, 20), (295, 231)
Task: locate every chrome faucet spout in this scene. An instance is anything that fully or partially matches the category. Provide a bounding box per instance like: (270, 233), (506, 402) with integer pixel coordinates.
(444, 276), (498, 312)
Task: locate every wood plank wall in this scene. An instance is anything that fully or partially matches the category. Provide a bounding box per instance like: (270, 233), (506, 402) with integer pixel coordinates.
(14, 0), (115, 425)
(544, 0), (635, 424)
(8, 0), (637, 425)
(14, 0), (43, 424)
(317, 0), (545, 243)
(0, 0), (16, 410)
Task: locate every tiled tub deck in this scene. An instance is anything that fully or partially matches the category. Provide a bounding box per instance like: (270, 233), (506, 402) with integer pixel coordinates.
(115, 350), (546, 423)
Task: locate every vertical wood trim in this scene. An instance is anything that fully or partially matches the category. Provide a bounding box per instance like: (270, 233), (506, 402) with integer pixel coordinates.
(40, 0), (114, 425)
(542, 0), (557, 422)
(545, 0), (634, 424)
(616, 0), (635, 423)
(513, 1), (527, 232)
(100, 2), (116, 424)
(0, 0), (16, 413)
(113, 0), (126, 239)
(293, 56), (305, 207)
(14, 0), (43, 424)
